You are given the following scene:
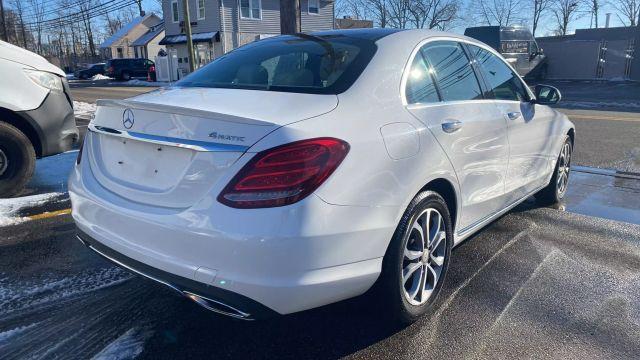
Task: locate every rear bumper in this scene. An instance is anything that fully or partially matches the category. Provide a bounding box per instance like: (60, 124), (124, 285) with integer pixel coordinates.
(69, 159), (399, 315)
(77, 229), (277, 320)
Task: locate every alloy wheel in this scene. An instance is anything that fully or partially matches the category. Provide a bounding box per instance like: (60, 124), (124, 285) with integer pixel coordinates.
(0, 148), (7, 176)
(557, 142), (572, 195)
(402, 208), (447, 306)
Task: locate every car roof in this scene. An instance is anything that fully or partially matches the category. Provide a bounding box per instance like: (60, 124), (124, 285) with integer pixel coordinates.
(309, 28), (405, 41)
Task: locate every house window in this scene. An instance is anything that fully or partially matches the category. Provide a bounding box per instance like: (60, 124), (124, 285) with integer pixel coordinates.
(240, 0), (261, 19)
(308, 0), (319, 14)
(171, 1), (179, 23)
(197, 0), (205, 20)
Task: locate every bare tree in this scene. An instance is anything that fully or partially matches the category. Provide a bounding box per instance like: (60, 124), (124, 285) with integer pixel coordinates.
(388, 0), (412, 28)
(551, 0), (583, 35)
(336, 0), (370, 19)
(27, 0), (46, 53)
(10, 0), (28, 48)
(469, 0), (525, 26)
(532, 0), (551, 35)
(409, 0), (460, 29)
(366, 0), (391, 27)
(588, 0), (602, 27)
(612, 0), (639, 26)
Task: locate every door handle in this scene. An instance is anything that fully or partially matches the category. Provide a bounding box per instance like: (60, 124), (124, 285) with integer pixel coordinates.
(442, 120), (462, 133)
(507, 112), (521, 120)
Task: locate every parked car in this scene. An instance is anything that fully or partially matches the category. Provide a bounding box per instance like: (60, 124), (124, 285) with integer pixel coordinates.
(0, 40), (78, 197)
(70, 29), (574, 323)
(105, 58), (155, 81)
(75, 63), (106, 80)
(464, 26), (548, 80)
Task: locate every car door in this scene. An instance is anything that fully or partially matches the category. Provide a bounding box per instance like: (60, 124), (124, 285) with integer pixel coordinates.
(468, 44), (555, 203)
(404, 40), (509, 231)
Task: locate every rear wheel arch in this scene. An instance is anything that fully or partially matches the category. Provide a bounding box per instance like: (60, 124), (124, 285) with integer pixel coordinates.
(420, 178), (458, 232)
(0, 107), (42, 157)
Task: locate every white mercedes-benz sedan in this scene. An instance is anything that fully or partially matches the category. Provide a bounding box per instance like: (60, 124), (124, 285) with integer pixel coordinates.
(70, 29), (575, 323)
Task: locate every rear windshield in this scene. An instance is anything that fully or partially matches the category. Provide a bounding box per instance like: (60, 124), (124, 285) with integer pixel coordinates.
(176, 34), (377, 94)
(500, 28), (533, 41)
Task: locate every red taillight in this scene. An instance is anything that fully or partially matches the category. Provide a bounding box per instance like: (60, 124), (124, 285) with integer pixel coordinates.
(149, 65), (156, 72)
(108, 66), (114, 74)
(218, 138), (350, 208)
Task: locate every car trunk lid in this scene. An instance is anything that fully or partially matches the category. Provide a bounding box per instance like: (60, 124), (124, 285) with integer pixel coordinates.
(85, 88), (338, 208)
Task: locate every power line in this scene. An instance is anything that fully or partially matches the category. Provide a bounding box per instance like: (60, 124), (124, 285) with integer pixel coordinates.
(21, 0), (136, 26)
(25, 1), (139, 34)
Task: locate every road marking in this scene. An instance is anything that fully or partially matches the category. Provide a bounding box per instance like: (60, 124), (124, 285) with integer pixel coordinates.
(27, 208), (72, 221)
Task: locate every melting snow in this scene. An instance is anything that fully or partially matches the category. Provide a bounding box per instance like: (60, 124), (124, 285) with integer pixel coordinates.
(0, 267), (132, 315)
(0, 192), (63, 226)
(0, 323), (38, 344)
(90, 74), (112, 81)
(92, 327), (153, 360)
(74, 101), (97, 119)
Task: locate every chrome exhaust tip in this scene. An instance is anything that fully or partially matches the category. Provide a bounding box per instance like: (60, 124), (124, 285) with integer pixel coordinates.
(183, 291), (253, 320)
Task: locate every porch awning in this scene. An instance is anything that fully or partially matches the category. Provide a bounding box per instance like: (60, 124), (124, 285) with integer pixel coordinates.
(159, 31), (219, 45)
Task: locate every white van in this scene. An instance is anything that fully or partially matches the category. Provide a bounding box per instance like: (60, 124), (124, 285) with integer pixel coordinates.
(0, 40), (78, 197)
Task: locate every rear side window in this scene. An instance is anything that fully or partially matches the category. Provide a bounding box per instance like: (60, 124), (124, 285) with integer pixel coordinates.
(176, 34), (377, 94)
(470, 45), (530, 102)
(420, 41), (483, 102)
(405, 52), (439, 104)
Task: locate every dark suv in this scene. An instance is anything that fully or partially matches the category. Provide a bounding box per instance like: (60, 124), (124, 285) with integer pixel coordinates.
(75, 63), (106, 80)
(464, 26), (548, 79)
(105, 58), (155, 81)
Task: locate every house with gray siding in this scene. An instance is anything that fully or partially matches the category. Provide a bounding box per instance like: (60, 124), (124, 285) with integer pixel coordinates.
(160, 0), (335, 73)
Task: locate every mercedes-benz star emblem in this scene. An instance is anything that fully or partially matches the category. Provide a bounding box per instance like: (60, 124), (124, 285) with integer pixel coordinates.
(122, 108), (135, 129)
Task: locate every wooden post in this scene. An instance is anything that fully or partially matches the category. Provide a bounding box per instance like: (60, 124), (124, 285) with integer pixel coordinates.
(182, 0), (196, 72)
(280, 0), (300, 34)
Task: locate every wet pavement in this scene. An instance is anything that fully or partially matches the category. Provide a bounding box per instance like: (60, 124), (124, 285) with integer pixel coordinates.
(1, 167), (639, 359)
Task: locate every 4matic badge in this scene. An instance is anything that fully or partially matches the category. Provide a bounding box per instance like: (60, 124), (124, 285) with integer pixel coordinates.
(209, 132), (246, 142)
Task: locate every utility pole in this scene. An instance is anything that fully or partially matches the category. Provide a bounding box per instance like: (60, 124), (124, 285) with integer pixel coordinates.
(136, 0), (144, 17)
(280, 0), (301, 34)
(0, 0), (8, 42)
(182, 0), (196, 72)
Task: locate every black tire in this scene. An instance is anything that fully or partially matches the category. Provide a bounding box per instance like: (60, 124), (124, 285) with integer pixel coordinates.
(535, 135), (572, 206)
(0, 122), (36, 198)
(121, 71), (131, 81)
(376, 191), (453, 325)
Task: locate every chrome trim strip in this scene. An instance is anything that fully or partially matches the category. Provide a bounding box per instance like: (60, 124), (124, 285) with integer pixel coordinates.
(454, 183), (546, 245)
(78, 235), (253, 320)
(88, 123), (249, 152)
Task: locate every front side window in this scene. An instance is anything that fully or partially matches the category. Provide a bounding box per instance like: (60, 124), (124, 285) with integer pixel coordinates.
(420, 41), (483, 102)
(308, 0), (319, 14)
(172, 1), (179, 22)
(197, 0), (205, 19)
(405, 52), (439, 104)
(177, 34), (377, 94)
(240, 0), (261, 19)
(470, 45), (530, 102)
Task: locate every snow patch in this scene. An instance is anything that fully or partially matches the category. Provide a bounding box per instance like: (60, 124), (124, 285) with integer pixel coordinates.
(91, 74), (112, 81)
(0, 192), (63, 226)
(0, 323), (38, 344)
(112, 79), (168, 87)
(74, 101), (97, 119)
(0, 267), (132, 315)
(92, 327), (153, 360)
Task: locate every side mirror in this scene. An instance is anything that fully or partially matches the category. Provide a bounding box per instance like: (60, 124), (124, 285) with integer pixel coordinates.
(533, 84), (561, 105)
